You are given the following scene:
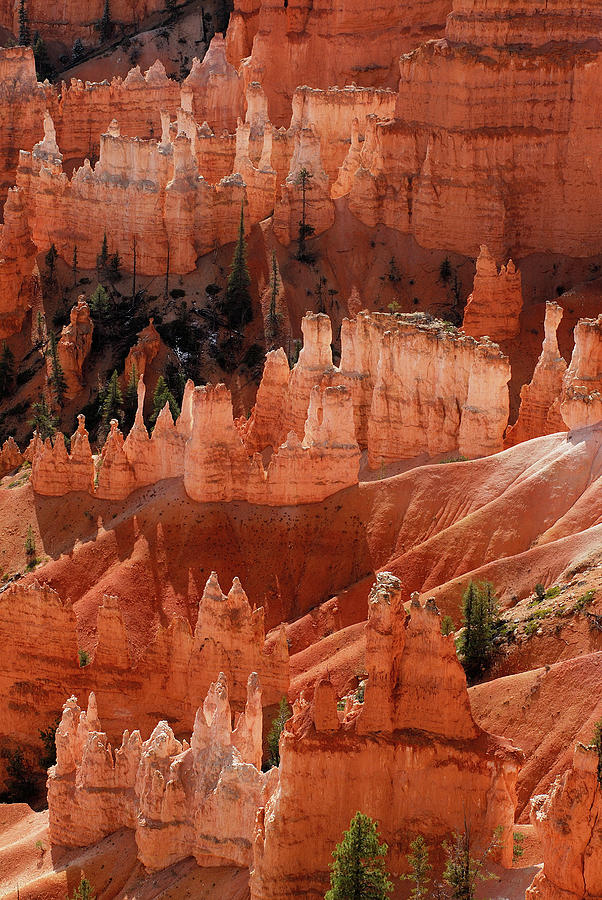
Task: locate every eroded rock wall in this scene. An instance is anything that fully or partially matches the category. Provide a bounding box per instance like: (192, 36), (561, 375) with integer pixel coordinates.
(250, 575), (521, 899)
(0, 576), (288, 752)
(48, 671), (267, 871)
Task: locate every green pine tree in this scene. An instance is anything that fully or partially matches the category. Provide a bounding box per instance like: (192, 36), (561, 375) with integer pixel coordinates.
(97, 233), (109, 272)
(457, 581), (500, 683)
(45, 243), (58, 281)
(33, 33), (54, 81)
(72, 245), (78, 287)
(591, 720), (602, 789)
(325, 811), (393, 900)
(24, 524), (37, 568)
(403, 836), (432, 900)
(71, 876), (95, 900)
(46, 330), (67, 407)
(123, 363), (139, 432)
(30, 395), (59, 442)
(225, 202), (253, 329)
(295, 167), (315, 262)
(150, 375), (180, 426)
(98, 0), (112, 41)
(0, 342), (15, 400)
(443, 826), (500, 900)
(102, 370), (123, 425)
(266, 250), (281, 344)
(18, 0), (30, 45)
(267, 697), (291, 768)
(89, 284), (110, 322)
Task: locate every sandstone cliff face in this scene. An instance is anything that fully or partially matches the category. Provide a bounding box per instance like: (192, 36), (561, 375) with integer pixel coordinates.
(462, 245), (523, 343)
(0, 576), (288, 754)
(0, 48), (45, 214)
(2, 0), (186, 45)
(505, 303), (567, 447)
(245, 311), (510, 466)
(31, 366), (360, 504)
(228, 0), (450, 126)
(48, 671), (267, 871)
(560, 314), (602, 431)
(0, 186), (38, 339)
(250, 574), (521, 899)
(338, 1), (602, 259)
(526, 745), (602, 900)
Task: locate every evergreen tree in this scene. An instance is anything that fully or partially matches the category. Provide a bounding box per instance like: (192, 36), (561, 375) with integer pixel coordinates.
(457, 581), (500, 683)
(267, 697), (291, 768)
(266, 250), (281, 343)
(97, 233), (109, 273)
(295, 167), (315, 262)
(24, 524), (37, 567)
(45, 243), (58, 282)
(325, 811), (393, 900)
(46, 330), (67, 407)
(123, 363), (139, 432)
(33, 33), (54, 81)
(72, 245), (78, 287)
(71, 876), (95, 900)
(71, 38), (85, 62)
(98, 0), (112, 41)
(403, 836), (432, 900)
(102, 370), (123, 425)
(30, 395), (59, 442)
(89, 284), (111, 322)
(18, 0), (30, 45)
(0, 342), (15, 400)
(150, 375), (180, 426)
(224, 203), (253, 329)
(108, 252), (121, 281)
(36, 310), (45, 345)
(442, 826), (499, 900)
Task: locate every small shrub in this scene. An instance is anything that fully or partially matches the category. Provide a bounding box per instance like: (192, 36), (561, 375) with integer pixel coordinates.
(170, 288), (186, 299)
(39, 717), (60, 768)
(71, 876), (96, 900)
(534, 583), (546, 602)
(575, 590), (595, 611)
(24, 525), (38, 569)
(524, 620), (538, 637)
(545, 585), (561, 599)
(441, 615), (454, 636)
(78, 649), (90, 667)
(0, 748), (36, 802)
(513, 831), (525, 862)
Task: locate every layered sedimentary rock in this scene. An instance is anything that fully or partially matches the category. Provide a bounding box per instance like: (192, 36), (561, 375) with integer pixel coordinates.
(338, 0), (602, 259)
(0, 437), (23, 477)
(0, 575), (288, 752)
(32, 416), (95, 495)
(505, 303), (567, 447)
(245, 311), (510, 466)
(0, 186), (38, 339)
(526, 744), (602, 900)
(250, 574), (521, 899)
(50, 297), (94, 398)
(273, 125), (334, 246)
(462, 245), (523, 342)
(227, 0), (450, 126)
(1, 0), (186, 45)
(48, 671), (267, 871)
(560, 313), (602, 430)
(17, 110), (248, 276)
(0, 48), (45, 211)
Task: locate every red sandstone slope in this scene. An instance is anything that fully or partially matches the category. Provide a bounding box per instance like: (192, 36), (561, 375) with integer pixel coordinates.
(2, 425), (599, 653)
(469, 652), (602, 822)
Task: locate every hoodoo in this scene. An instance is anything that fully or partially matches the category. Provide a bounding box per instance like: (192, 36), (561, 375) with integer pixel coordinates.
(0, 0), (599, 895)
